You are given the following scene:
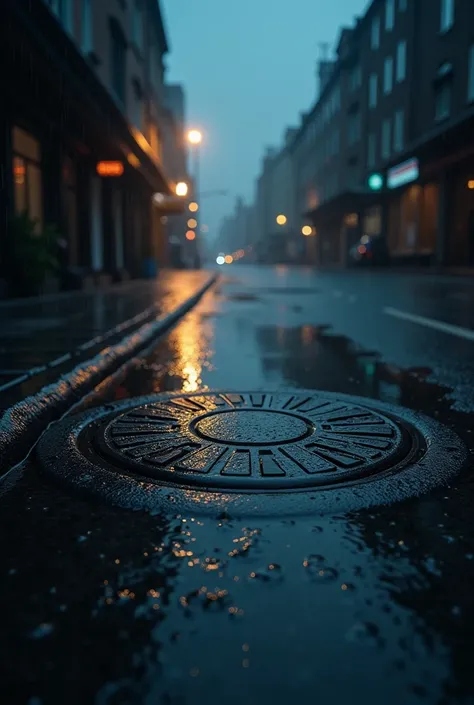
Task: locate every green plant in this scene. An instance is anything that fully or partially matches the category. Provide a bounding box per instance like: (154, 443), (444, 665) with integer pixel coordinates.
(5, 212), (60, 297)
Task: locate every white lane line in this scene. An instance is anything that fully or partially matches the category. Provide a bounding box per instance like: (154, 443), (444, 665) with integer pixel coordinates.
(384, 307), (474, 342)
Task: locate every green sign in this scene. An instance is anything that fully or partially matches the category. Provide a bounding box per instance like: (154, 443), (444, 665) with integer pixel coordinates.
(368, 173), (384, 191)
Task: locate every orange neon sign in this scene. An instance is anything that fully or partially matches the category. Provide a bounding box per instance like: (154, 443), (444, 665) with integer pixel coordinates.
(96, 161), (124, 177)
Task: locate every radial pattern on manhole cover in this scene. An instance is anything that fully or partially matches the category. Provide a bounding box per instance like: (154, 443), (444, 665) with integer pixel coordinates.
(37, 390), (468, 514)
(92, 392), (414, 490)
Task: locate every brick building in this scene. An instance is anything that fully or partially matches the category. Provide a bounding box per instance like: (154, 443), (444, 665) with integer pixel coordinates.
(1, 0), (189, 296)
(250, 0), (474, 268)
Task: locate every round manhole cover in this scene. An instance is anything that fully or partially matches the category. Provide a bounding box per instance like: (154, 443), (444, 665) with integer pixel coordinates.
(95, 392), (411, 490)
(37, 390), (467, 515)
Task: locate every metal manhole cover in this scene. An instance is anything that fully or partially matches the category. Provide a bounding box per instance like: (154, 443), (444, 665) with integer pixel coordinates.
(94, 392), (412, 490)
(37, 390), (467, 515)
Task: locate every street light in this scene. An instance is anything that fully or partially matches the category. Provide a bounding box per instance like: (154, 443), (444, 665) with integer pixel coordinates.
(186, 129), (204, 268)
(187, 129), (202, 146)
(302, 225), (313, 236)
(176, 181), (189, 197)
(276, 214), (287, 226)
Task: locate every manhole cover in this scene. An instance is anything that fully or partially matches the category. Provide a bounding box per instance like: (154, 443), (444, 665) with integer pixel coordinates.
(37, 391), (467, 515)
(94, 392), (411, 490)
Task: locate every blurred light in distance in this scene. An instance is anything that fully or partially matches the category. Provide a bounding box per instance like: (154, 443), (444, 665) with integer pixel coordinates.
(186, 230), (196, 241)
(302, 225), (312, 236)
(358, 245), (367, 255)
(368, 173), (383, 191)
(361, 235), (370, 244)
(224, 255), (233, 264)
(97, 161), (124, 177)
(189, 202), (199, 212)
(127, 153), (141, 168)
(188, 130), (202, 145)
(153, 193), (165, 204)
(187, 218), (198, 228)
(216, 256), (225, 265)
(176, 182), (189, 197)
(468, 180), (474, 190)
(201, 225), (209, 233)
(276, 214), (287, 226)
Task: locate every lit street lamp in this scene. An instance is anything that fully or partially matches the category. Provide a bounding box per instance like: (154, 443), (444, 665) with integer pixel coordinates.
(276, 214), (287, 226)
(175, 181), (188, 197)
(187, 129), (202, 146)
(187, 129), (203, 268)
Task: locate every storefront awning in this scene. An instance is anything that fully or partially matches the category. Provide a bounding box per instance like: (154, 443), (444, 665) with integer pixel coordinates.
(305, 190), (377, 224)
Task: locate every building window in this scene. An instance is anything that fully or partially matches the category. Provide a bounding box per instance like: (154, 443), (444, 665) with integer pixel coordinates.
(396, 40), (406, 82)
(393, 110), (404, 152)
(435, 79), (452, 121)
(399, 0), (407, 10)
(369, 73), (378, 107)
(81, 0), (92, 53)
(440, 0), (454, 33)
(384, 56), (393, 94)
(371, 16), (380, 50)
(349, 65), (362, 92)
(468, 44), (474, 102)
(132, 79), (143, 131)
(132, 0), (144, 51)
(367, 133), (377, 168)
(110, 20), (127, 107)
(12, 126), (43, 229)
(382, 119), (391, 159)
(386, 0), (395, 31)
(348, 112), (361, 145)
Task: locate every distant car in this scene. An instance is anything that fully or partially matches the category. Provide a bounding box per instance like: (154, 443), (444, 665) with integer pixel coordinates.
(348, 235), (390, 267)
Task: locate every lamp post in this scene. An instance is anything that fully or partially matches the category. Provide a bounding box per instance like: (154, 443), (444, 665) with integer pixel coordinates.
(187, 129), (203, 267)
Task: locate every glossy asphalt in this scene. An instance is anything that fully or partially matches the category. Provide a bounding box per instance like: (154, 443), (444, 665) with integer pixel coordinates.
(1, 265), (474, 705)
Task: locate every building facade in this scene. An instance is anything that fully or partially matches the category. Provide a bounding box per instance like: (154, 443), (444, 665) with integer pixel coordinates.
(248, 0), (474, 268)
(1, 0), (187, 296)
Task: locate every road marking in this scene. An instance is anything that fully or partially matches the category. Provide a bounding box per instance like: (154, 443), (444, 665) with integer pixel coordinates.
(384, 307), (474, 342)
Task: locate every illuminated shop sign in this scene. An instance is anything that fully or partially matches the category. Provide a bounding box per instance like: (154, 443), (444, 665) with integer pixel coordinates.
(96, 161), (124, 177)
(387, 158), (419, 189)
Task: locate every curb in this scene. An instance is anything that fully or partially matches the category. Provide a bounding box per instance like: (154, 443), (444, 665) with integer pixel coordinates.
(0, 273), (218, 477)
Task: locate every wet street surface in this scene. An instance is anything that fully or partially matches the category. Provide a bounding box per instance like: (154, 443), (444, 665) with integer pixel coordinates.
(0, 271), (210, 409)
(2, 266), (474, 705)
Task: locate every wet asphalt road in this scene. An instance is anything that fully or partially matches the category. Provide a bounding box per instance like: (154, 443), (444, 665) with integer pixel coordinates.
(2, 265), (474, 705)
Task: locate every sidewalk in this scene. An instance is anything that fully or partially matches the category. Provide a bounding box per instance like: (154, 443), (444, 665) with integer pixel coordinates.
(0, 271), (212, 408)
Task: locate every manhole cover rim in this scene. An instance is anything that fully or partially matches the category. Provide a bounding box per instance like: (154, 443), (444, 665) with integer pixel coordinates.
(37, 389), (468, 516)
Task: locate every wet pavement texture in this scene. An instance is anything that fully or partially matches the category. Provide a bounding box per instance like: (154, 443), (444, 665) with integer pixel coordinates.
(2, 265), (474, 705)
(0, 271), (210, 409)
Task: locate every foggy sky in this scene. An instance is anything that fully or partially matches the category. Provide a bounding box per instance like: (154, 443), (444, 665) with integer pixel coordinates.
(162, 0), (369, 244)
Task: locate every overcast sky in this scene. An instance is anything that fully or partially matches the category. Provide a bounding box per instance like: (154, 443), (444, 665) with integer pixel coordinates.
(161, 0), (368, 243)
